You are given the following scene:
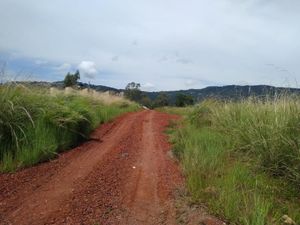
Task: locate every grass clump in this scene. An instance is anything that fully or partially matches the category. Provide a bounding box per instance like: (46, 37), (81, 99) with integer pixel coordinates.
(156, 106), (193, 116)
(168, 97), (300, 224)
(0, 84), (139, 172)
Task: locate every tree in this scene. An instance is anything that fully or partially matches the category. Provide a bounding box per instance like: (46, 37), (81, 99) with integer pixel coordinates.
(154, 92), (169, 107)
(124, 82), (142, 102)
(140, 95), (153, 108)
(64, 70), (80, 87)
(175, 93), (194, 107)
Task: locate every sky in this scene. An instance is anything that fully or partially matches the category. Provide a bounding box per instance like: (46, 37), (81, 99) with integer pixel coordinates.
(0, 0), (300, 91)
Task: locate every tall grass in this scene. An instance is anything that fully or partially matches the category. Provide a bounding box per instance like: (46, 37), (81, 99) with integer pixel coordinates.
(169, 97), (300, 224)
(156, 106), (193, 116)
(0, 84), (139, 172)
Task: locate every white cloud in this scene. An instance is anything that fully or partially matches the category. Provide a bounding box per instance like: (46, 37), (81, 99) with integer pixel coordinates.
(142, 82), (155, 91)
(185, 79), (195, 87)
(78, 61), (97, 79)
(55, 63), (71, 71)
(35, 60), (48, 65)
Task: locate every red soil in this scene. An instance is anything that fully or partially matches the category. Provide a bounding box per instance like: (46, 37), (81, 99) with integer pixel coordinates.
(0, 110), (183, 225)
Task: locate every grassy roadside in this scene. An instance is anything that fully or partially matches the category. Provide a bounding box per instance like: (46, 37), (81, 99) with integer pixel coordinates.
(163, 98), (300, 224)
(0, 84), (139, 172)
(157, 106), (193, 116)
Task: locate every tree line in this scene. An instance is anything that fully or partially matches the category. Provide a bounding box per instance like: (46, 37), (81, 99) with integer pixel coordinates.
(124, 82), (194, 108)
(63, 72), (194, 108)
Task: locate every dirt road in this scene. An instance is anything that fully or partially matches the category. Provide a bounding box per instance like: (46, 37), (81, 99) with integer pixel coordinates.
(0, 110), (183, 225)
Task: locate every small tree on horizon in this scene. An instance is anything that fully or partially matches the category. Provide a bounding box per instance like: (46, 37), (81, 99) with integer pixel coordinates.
(64, 70), (80, 87)
(124, 82), (142, 102)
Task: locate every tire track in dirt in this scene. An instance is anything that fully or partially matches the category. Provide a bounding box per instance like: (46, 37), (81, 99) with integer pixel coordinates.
(0, 111), (143, 224)
(122, 111), (182, 225)
(0, 110), (182, 225)
(0, 110), (224, 225)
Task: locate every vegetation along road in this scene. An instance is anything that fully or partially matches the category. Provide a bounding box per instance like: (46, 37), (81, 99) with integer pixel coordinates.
(0, 110), (224, 225)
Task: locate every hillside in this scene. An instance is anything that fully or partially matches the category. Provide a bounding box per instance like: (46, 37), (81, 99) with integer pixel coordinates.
(146, 85), (300, 103)
(13, 81), (300, 103)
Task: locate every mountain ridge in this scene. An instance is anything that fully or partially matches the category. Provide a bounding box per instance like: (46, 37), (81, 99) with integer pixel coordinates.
(12, 81), (300, 103)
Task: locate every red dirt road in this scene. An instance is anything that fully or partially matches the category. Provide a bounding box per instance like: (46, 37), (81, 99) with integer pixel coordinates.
(0, 110), (183, 225)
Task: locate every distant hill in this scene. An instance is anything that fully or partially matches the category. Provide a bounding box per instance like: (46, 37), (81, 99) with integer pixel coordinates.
(145, 85), (300, 104)
(52, 81), (121, 93)
(13, 81), (121, 93)
(11, 81), (300, 104)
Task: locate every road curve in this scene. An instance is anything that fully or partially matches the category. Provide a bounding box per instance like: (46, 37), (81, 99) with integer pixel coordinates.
(0, 110), (183, 225)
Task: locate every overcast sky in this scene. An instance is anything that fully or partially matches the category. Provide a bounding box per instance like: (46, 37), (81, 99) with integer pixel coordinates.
(0, 0), (299, 91)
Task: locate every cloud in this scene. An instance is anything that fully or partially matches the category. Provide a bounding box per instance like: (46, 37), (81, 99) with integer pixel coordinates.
(55, 63), (71, 72)
(185, 79), (195, 87)
(111, 55), (119, 62)
(78, 61), (97, 79)
(142, 82), (155, 91)
(35, 60), (48, 65)
(158, 56), (168, 62)
(158, 52), (192, 64)
(176, 58), (193, 64)
(132, 40), (138, 46)
(0, 0), (300, 90)
(264, 63), (293, 75)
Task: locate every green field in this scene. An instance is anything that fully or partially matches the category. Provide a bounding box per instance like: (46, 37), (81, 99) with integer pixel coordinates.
(165, 97), (300, 224)
(0, 84), (139, 172)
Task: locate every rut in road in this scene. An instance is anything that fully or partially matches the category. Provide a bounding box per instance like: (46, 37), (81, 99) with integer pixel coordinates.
(0, 110), (183, 225)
